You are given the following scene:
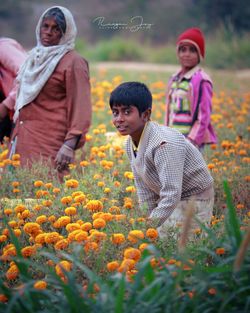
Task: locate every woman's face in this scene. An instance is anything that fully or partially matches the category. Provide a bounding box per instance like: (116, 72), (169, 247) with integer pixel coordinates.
(40, 17), (62, 46)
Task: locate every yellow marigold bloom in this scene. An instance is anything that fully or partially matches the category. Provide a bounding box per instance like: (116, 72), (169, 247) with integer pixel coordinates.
(113, 214), (126, 221)
(111, 233), (125, 245)
(207, 163), (215, 170)
(81, 222), (92, 231)
(66, 223), (81, 232)
(11, 154), (20, 161)
(61, 196), (73, 205)
(34, 280), (47, 290)
(118, 259), (136, 272)
(42, 199), (53, 207)
(146, 228), (158, 240)
(74, 194), (86, 203)
(107, 261), (120, 272)
(216, 247), (226, 255)
(139, 243), (149, 251)
(80, 160), (90, 167)
(13, 229), (21, 237)
(23, 222), (41, 236)
(45, 232), (61, 244)
(8, 220), (18, 228)
(109, 205), (120, 213)
(14, 204), (26, 213)
(21, 209), (31, 219)
(4, 208), (13, 216)
(67, 229), (82, 242)
(128, 230), (144, 243)
(55, 260), (72, 277)
(35, 215), (47, 224)
(93, 218), (106, 229)
(6, 264), (19, 280)
(48, 215), (56, 223)
(100, 212), (113, 222)
(0, 235), (7, 243)
(97, 181), (105, 187)
(124, 171), (134, 180)
(54, 216), (71, 228)
(65, 206), (77, 216)
(54, 239), (69, 250)
(245, 176), (250, 182)
(104, 187), (111, 193)
(84, 241), (99, 253)
(126, 186), (136, 193)
(53, 187), (61, 194)
(123, 199), (133, 209)
(0, 294), (8, 303)
(114, 181), (121, 187)
(124, 248), (141, 261)
(21, 245), (36, 258)
(34, 180), (44, 187)
(93, 173), (102, 180)
(86, 200), (103, 212)
(65, 179), (79, 188)
(92, 212), (103, 220)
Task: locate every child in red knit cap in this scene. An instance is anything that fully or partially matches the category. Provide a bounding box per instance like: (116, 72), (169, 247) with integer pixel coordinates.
(165, 27), (217, 151)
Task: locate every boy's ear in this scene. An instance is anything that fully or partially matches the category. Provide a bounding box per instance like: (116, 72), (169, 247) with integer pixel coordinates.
(143, 108), (151, 121)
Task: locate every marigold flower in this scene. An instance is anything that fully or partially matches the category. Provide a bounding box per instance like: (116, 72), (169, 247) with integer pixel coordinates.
(34, 180), (44, 187)
(35, 233), (46, 244)
(126, 186), (136, 193)
(109, 205), (120, 213)
(128, 230), (144, 243)
(12, 154), (20, 161)
(13, 229), (21, 237)
(65, 179), (79, 188)
(74, 194), (86, 203)
(6, 264), (19, 280)
(81, 222), (92, 231)
(0, 294), (8, 303)
(8, 220), (18, 228)
(53, 187), (61, 194)
(55, 260), (72, 277)
(14, 204), (26, 213)
(216, 247), (226, 255)
(61, 196), (73, 205)
(53, 216), (71, 228)
(86, 200), (103, 212)
(124, 171), (134, 179)
(207, 163), (215, 170)
(100, 212), (113, 222)
(124, 248), (141, 261)
(93, 218), (106, 229)
(146, 228), (158, 240)
(42, 199), (53, 207)
(118, 259), (136, 272)
(75, 231), (88, 242)
(107, 261), (120, 272)
(65, 206), (77, 216)
(34, 280), (47, 290)
(54, 239), (69, 250)
(84, 241), (99, 253)
(111, 233), (125, 245)
(0, 235), (7, 242)
(21, 245), (37, 258)
(45, 232), (61, 244)
(23, 222), (41, 236)
(4, 208), (13, 216)
(97, 181), (105, 187)
(66, 223), (81, 232)
(36, 215), (47, 224)
(208, 288), (217, 295)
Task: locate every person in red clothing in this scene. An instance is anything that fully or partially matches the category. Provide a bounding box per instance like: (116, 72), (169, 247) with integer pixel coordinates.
(0, 38), (27, 142)
(9, 6), (92, 179)
(165, 28), (217, 152)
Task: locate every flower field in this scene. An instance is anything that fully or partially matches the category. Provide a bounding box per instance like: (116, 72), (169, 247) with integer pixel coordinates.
(0, 68), (249, 312)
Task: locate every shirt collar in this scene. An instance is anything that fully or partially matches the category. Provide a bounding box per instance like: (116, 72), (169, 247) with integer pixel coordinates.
(175, 65), (200, 81)
(132, 121), (149, 153)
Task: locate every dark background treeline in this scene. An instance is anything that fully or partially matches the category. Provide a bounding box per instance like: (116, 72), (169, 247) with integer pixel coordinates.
(1, 0), (249, 68)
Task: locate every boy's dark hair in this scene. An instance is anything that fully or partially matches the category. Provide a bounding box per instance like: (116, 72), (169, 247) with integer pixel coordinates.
(109, 82), (152, 114)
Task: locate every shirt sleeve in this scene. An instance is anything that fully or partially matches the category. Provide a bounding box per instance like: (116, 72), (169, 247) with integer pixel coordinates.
(188, 81), (213, 146)
(148, 142), (185, 225)
(64, 57), (92, 149)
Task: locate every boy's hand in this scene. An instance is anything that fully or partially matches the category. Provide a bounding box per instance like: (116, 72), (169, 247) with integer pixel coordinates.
(55, 144), (74, 171)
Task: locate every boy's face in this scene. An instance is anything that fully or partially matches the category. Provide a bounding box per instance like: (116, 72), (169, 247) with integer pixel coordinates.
(178, 43), (199, 72)
(111, 104), (151, 144)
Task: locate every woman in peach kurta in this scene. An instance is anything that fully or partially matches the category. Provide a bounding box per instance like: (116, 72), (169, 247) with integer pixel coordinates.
(10, 6), (91, 178)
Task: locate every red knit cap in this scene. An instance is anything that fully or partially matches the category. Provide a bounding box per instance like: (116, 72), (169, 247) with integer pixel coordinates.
(177, 27), (205, 59)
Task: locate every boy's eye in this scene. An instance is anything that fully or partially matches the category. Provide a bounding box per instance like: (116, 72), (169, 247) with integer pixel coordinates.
(124, 109), (130, 115)
(112, 110), (118, 117)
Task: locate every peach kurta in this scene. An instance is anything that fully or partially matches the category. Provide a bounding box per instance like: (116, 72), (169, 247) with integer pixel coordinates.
(11, 50), (91, 167)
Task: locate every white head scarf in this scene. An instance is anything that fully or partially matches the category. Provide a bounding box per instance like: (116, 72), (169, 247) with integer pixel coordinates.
(13, 6), (77, 122)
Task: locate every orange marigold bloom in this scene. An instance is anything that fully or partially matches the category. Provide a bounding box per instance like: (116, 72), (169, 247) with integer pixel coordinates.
(23, 222), (41, 236)
(4, 208), (13, 216)
(216, 247), (226, 255)
(118, 259), (136, 272)
(111, 233), (125, 245)
(66, 223), (81, 232)
(81, 222), (92, 231)
(6, 264), (19, 280)
(65, 206), (77, 216)
(45, 232), (61, 244)
(11, 154), (20, 161)
(54, 239), (69, 250)
(14, 204), (26, 213)
(0, 235), (7, 242)
(109, 205), (120, 213)
(93, 218), (106, 229)
(75, 231), (88, 242)
(86, 200), (103, 212)
(12, 181), (20, 187)
(207, 163), (215, 170)
(107, 261), (120, 272)
(61, 196), (73, 205)
(84, 241), (99, 253)
(13, 229), (21, 237)
(42, 200), (53, 207)
(125, 186), (136, 193)
(54, 216), (71, 228)
(128, 230), (144, 243)
(21, 245), (37, 258)
(146, 228), (158, 240)
(55, 260), (72, 277)
(35, 233), (46, 244)
(244, 175), (250, 182)
(139, 243), (149, 251)
(34, 180), (44, 187)
(36, 215), (47, 224)
(124, 248), (141, 261)
(65, 179), (79, 188)
(0, 294), (8, 303)
(34, 280), (47, 290)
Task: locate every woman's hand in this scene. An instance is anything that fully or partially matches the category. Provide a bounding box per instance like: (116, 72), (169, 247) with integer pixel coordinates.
(55, 144), (74, 171)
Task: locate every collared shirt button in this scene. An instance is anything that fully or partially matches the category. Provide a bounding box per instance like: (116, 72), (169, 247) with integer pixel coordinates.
(20, 121), (23, 125)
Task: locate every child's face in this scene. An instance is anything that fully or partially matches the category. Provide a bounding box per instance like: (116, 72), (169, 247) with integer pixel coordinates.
(178, 43), (199, 72)
(111, 104), (150, 144)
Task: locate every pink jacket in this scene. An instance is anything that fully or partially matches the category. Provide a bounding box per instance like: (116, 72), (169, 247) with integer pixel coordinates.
(0, 38), (27, 111)
(166, 68), (217, 146)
